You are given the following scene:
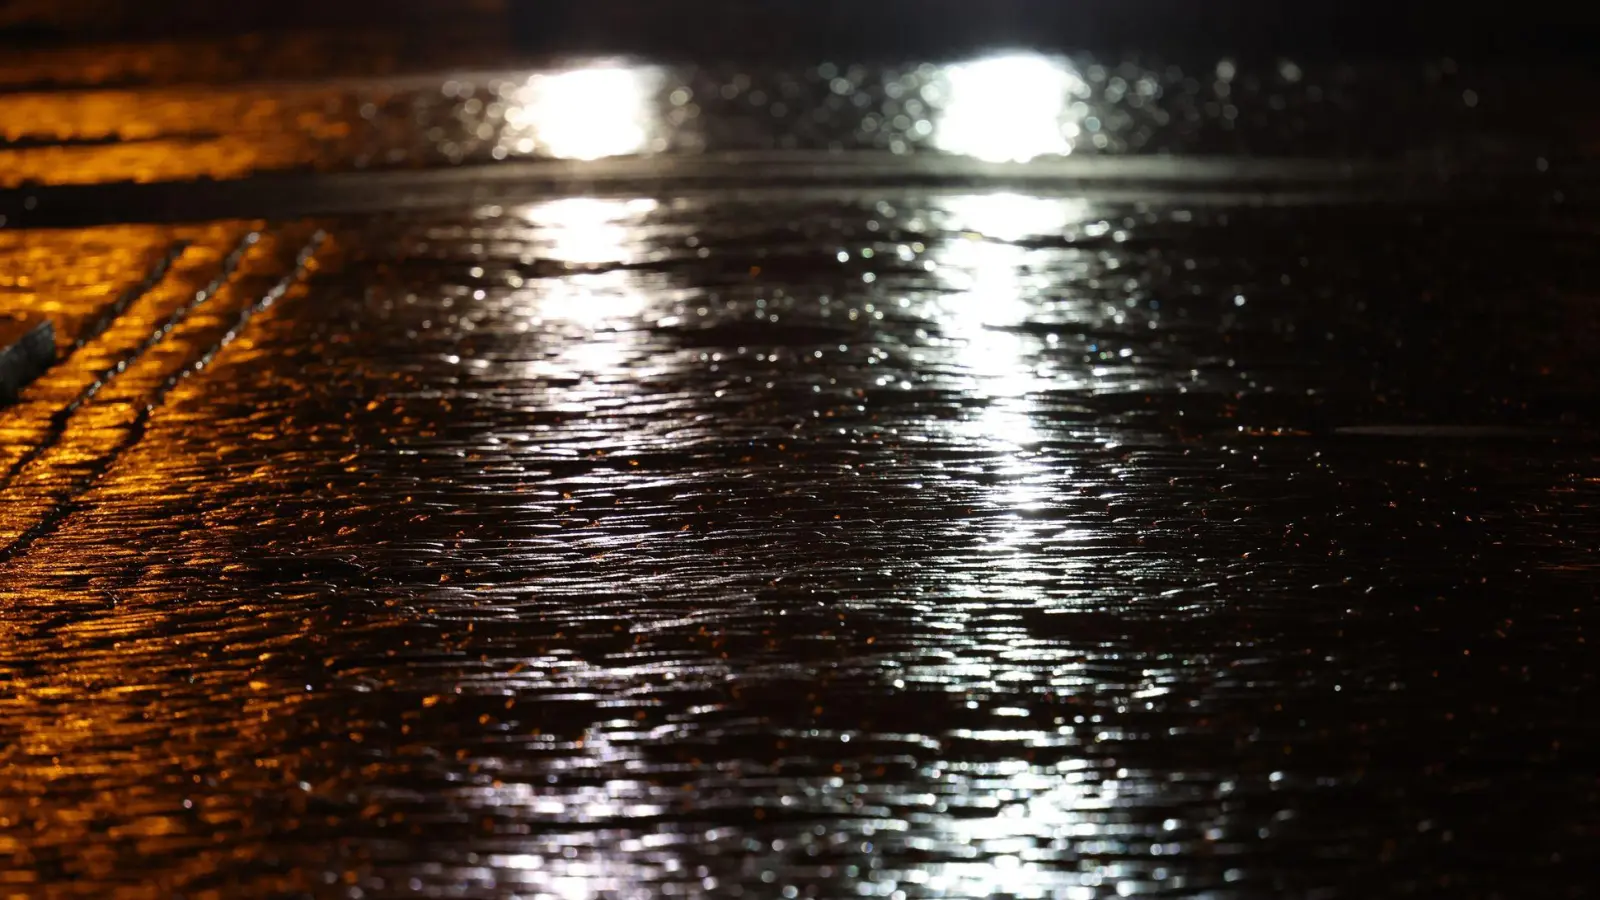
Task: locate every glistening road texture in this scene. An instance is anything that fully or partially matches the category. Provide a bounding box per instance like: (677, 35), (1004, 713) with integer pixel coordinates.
(1, 47), (1598, 900)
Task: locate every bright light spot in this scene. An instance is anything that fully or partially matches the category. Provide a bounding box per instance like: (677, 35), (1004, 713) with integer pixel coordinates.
(935, 54), (1085, 162)
(513, 198), (657, 376)
(943, 192), (1083, 243)
(923, 194), (1105, 589)
(506, 64), (661, 160)
(934, 195), (1090, 355)
(533, 272), (648, 346)
(519, 197), (659, 266)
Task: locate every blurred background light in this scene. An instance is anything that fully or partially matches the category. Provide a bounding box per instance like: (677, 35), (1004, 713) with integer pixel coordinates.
(934, 53), (1084, 163)
(505, 63), (662, 160)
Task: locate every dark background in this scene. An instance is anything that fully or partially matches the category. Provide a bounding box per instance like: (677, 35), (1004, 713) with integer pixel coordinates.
(3, 0), (1599, 60)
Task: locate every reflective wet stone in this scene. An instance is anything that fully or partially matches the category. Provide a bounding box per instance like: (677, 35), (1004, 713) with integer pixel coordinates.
(1, 44), (1597, 900)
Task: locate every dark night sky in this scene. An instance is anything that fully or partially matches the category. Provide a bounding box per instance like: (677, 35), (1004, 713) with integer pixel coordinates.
(4, 1), (1598, 61)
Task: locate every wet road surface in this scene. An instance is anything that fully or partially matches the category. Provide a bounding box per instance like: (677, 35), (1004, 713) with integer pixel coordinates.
(1, 36), (1598, 900)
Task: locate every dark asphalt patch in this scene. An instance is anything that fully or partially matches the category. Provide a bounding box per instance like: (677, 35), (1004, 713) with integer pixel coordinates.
(0, 314), (53, 403)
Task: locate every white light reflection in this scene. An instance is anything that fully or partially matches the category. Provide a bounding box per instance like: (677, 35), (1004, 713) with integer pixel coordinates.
(899, 194), (1096, 688)
(919, 194), (1096, 589)
(935, 193), (1092, 428)
(943, 191), (1084, 244)
(504, 64), (662, 160)
(459, 662), (710, 900)
(895, 193), (1187, 898)
(914, 758), (1185, 898)
(934, 54), (1086, 163)
(521, 197), (660, 267)
(470, 726), (666, 900)
(513, 197), (658, 379)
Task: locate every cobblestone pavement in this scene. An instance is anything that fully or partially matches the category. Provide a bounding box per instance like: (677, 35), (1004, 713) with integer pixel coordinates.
(1, 28), (1597, 900)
